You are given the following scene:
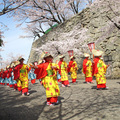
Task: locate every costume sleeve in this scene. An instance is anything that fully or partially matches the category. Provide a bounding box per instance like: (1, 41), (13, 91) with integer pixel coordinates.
(34, 64), (43, 74)
(13, 65), (22, 80)
(65, 62), (67, 68)
(29, 67), (31, 71)
(34, 63), (48, 79)
(101, 60), (107, 73)
(24, 64), (30, 73)
(83, 59), (87, 74)
(74, 61), (78, 70)
(52, 63), (59, 70)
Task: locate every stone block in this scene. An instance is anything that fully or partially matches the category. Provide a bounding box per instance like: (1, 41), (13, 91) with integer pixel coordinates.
(113, 62), (120, 68)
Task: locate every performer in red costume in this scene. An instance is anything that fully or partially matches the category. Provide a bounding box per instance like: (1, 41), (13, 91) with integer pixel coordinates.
(92, 49), (110, 90)
(68, 56), (78, 83)
(58, 55), (70, 87)
(82, 53), (93, 83)
(31, 52), (60, 106)
(14, 57), (30, 96)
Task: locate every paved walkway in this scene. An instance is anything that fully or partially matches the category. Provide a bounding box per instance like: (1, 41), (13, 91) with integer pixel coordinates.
(0, 79), (120, 120)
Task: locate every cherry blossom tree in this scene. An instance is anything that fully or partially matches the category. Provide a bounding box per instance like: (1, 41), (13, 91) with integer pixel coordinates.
(0, 0), (29, 46)
(0, 0), (94, 40)
(66, 0), (84, 14)
(0, 36), (3, 46)
(0, 52), (24, 69)
(0, 22), (8, 46)
(86, 0), (93, 5)
(0, 0), (94, 43)
(20, 21), (45, 40)
(32, 27), (88, 61)
(0, 0), (30, 16)
(12, 0), (93, 38)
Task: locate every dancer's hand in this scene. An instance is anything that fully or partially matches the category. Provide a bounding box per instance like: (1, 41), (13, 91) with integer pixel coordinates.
(29, 64), (33, 67)
(29, 64), (38, 69)
(107, 64), (110, 68)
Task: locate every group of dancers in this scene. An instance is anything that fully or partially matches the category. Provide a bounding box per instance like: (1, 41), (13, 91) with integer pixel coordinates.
(0, 49), (109, 106)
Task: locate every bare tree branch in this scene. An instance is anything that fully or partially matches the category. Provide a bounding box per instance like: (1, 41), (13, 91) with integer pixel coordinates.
(0, 0), (30, 16)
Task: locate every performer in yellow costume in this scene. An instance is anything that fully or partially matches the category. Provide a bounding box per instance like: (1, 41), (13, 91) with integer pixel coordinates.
(14, 57), (30, 96)
(32, 52), (60, 106)
(92, 49), (110, 90)
(68, 56), (78, 83)
(58, 55), (70, 87)
(52, 62), (59, 81)
(82, 53), (93, 83)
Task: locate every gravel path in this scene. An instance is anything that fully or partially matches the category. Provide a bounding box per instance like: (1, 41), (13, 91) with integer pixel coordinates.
(0, 79), (120, 120)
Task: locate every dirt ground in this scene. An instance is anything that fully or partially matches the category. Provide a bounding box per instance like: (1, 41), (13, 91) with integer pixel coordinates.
(0, 78), (120, 120)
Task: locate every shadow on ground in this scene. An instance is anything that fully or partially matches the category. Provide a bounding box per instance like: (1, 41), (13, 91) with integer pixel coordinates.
(0, 80), (120, 120)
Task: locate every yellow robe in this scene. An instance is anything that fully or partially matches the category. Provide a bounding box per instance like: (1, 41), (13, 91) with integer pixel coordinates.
(95, 59), (107, 84)
(52, 63), (59, 80)
(85, 60), (92, 78)
(17, 64), (29, 89)
(70, 61), (78, 79)
(60, 61), (68, 81)
(42, 63), (60, 98)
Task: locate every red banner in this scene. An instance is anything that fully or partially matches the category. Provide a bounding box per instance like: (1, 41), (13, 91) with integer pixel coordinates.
(67, 50), (73, 57)
(88, 42), (95, 52)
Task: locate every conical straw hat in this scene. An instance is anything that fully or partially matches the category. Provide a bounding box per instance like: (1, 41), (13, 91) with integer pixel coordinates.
(58, 54), (65, 59)
(43, 52), (53, 59)
(92, 49), (103, 57)
(38, 60), (42, 64)
(70, 56), (75, 59)
(6, 65), (10, 69)
(14, 61), (20, 66)
(84, 53), (90, 57)
(41, 52), (46, 59)
(17, 56), (25, 61)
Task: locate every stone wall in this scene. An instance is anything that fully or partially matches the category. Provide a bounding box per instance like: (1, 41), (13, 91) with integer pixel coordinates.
(28, 0), (120, 79)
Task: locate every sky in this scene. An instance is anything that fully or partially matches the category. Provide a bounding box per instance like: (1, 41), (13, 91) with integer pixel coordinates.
(0, 14), (33, 64)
